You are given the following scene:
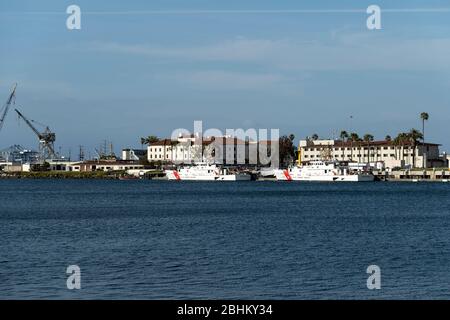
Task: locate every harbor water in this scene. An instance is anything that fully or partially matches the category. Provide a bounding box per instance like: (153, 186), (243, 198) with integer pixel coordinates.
(1, 179), (450, 299)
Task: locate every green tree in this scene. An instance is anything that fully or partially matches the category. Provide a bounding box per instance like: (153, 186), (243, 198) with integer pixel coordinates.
(363, 134), (374, 163)
(141, 135), (159, 146)
(349, 133), (359, 142)
(279, 134), (296, 167)
(349, 132), (360, 162)
(340, 130), (349, 160)
(420, 112), (429, 168)
(393, 132), (408, 161)
(408, 128), (423, 168)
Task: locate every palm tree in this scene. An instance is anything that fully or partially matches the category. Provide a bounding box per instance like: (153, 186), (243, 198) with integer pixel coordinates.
(408, 128), (423, 168)
(393, 132), (407, 161)
(349, 132), (359, 162)
(340, 130), (348, 140)
(393, 134), (401, 160)
(339, 130), (348, 160)
(289, 134), (295, 142)
(311, 133), (319, 141)
(349, 133), (359, 141)
(385, 135), (392, 142)
(420, 112), (429, 168)
(363, 134), (374, 164)
(141, 135), (159, 146)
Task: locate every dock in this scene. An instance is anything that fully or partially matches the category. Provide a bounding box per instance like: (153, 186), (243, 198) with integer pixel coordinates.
(374, 169), (450, 182)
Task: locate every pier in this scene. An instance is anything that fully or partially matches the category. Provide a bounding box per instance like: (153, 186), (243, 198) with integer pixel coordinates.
(374, 169), (450, 182)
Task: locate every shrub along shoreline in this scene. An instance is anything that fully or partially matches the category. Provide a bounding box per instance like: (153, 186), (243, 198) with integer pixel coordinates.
(0, 171), (121, 179)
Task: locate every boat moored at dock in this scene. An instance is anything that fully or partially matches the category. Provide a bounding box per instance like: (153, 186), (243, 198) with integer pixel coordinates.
(165, 163), (251, 181)
(275, 160), (374, 182)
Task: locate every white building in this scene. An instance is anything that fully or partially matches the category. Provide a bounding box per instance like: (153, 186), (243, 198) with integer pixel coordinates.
(122, 148), (147, 161)
(147, 136), (273, 166)
(47, 160), (80, 171)
(68, 160), (144, 172)
(147, 137), (215, 163)
(299, 139), (442, 169)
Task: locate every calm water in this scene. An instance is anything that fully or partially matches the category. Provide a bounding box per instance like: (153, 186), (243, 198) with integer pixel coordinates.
(1, 179), (450, 299)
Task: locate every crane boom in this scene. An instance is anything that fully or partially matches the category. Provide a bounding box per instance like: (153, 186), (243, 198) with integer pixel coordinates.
(0, 83), (17, 133)
(14, 108), (57, 159)
(15, 108), (41, 138)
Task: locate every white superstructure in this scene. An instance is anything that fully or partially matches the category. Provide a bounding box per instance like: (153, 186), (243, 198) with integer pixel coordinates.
(165, 163), (251, 181)
(275, 160), (374, 182)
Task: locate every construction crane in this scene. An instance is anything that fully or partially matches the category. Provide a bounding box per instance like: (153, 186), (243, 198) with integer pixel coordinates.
(0, 83), (17, 134)
(14, 108), (56, 160)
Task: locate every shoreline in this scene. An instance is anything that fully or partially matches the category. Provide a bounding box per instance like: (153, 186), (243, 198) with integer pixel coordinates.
(1, 173), (449, 182)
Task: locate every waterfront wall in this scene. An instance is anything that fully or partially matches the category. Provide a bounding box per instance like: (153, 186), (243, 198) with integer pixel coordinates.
(375, 169), (450, 181)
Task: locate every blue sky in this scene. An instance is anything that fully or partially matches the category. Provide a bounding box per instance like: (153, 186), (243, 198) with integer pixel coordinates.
(1, 0), (450, 157)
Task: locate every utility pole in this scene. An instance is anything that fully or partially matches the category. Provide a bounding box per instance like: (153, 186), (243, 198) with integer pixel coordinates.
(348, 115), (353, 162)
(103, 140), (107, 158)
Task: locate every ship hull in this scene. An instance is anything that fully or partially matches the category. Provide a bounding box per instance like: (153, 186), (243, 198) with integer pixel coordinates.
(275, 169), (374, 182)
(216, 173), (251, 181)
(165, 170), (251, 181)
(165, 170), (216, 181)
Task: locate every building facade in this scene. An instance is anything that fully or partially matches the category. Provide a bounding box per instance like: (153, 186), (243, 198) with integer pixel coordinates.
(147, 136), (274, 166)
(299, 139), (441, 169)
(122, 148), (147, 161)
(68, 160), (144, 172)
